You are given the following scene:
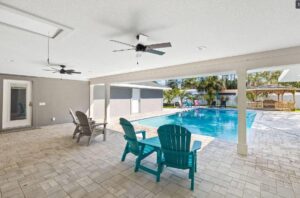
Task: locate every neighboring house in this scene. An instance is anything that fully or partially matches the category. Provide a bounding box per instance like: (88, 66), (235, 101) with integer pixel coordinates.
(90, 82), (170, 120)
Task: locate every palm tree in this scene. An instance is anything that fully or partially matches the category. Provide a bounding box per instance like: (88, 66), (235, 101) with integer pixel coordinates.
(163, 88), (180, 105)
(177, 89), (189, 107)
(196, 76), (224, 105)
(182, 78), (198, 89)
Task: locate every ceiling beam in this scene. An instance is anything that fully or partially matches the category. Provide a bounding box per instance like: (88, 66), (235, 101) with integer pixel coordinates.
(90, 46), (300, 84)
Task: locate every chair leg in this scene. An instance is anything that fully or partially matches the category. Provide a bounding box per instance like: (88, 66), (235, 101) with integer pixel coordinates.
(88, 136), (92, 146)
(190, 167), (194, 191)
(77, 133), (82, 143)
(194, 151), (197, 173)
(73, 125), (79, 139)
(134, 157), (140, 172)
(121, 143), (129, 162)
(103, 125), (107, 141)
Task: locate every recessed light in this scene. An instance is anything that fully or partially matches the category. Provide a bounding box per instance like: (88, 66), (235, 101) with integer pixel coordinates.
(198, 46), (207, 51)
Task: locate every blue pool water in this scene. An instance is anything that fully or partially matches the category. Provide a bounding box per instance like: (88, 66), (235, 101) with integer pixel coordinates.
(133, 108), (256, 142)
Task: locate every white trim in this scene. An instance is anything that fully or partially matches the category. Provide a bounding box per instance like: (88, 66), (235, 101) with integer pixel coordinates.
(2, 79), (32, 129)
(111, 83), (170, 90)
(90, 46), (300, 84)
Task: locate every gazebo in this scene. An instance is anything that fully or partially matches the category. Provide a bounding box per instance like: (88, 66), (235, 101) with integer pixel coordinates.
(247, 85), (297, 111)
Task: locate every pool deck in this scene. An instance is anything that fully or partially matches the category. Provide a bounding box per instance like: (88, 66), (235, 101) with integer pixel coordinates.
(0, 109), (299, 197)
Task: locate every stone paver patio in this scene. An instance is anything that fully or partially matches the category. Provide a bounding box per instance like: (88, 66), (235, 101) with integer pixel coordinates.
(0, 110), (299, 198)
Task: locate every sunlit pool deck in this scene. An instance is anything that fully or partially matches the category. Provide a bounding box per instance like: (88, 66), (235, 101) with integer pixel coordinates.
(0, 109), (299, 197)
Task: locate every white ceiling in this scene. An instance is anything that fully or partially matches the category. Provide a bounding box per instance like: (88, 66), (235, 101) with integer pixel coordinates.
(0, 0), (300, 80)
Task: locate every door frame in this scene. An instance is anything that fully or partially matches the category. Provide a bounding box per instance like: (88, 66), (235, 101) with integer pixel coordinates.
(131, 88), (140, 114)
(2, 79), (33, 129)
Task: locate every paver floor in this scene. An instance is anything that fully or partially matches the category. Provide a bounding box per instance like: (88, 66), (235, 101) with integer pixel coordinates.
(0, 111), (299, 198)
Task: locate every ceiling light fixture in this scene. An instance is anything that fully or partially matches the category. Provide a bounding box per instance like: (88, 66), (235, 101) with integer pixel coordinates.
(0, 2), (72, 39)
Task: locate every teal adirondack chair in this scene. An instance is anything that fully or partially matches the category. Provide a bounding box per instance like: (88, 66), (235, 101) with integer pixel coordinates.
(157, 124), (201, 190)
(120, 118), (156, 169)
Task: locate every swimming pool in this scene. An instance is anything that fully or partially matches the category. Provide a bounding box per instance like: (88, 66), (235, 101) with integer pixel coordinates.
(133, 108), (256, 142)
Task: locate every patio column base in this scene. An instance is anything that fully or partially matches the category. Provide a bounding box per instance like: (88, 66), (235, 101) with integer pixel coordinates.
(237, 143), (248, 155)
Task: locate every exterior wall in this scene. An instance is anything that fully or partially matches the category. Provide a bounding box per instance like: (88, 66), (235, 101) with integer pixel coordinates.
(91, 86), (164, 120)
(140, 99), (163, 113)
(140, 89), (163, 113)
(0, 74), (89, 129)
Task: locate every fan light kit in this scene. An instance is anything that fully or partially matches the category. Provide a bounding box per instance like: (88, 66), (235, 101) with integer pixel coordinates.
(110, 34), (172, 64)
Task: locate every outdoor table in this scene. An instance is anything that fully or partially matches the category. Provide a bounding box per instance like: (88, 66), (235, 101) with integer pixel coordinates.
(136, 136), (163, 182)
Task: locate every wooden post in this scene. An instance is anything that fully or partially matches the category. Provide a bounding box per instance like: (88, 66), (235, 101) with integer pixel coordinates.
(293, 91), (296, 103)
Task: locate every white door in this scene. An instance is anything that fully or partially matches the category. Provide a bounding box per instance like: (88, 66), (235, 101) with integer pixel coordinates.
(2, 80), (32, 129)
(131, 89), (140, 114)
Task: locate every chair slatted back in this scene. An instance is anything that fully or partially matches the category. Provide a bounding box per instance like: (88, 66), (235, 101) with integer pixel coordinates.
(158, 124), (191, 169)
(76, 111), (92, 136)
(69, 108), (78, 124)
(119, 118), (140, 155)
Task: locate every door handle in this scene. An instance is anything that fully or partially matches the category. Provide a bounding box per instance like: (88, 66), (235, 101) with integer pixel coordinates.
(29, 102), (33, 107)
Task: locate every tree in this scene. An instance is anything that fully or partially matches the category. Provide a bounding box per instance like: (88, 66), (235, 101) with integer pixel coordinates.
(166, 79), (181, 89)
(163, 88), (180, 105)
(177, 89), (189, 107)
(224, 78), (237, 89)
(182, 78), (198, 89)
(196, 76), (224, 105)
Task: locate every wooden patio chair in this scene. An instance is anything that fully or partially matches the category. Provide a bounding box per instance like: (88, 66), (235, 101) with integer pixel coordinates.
(157, 124), (201, 190)
(69, 108), (81, 139)
(119, 118), (156, 164)
(75, 111), (106, 145)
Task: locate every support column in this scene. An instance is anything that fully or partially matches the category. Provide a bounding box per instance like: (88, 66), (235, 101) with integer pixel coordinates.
(103, 83), (110, 141)
(237, 68), (248, 155)
(89, 84), (94, 118)
(104, 83), (110, 123)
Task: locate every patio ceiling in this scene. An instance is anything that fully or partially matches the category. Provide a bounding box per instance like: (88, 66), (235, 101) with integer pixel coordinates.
(0, 0), (300, 80)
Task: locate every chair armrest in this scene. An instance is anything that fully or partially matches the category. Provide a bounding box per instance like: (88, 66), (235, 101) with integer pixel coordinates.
(136, 130), (146, 139)
(93, 122), (107, 127)
(191, 141), (202, 152)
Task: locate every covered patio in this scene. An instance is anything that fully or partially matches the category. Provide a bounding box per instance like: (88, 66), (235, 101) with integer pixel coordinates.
(0, 1), (300, 197)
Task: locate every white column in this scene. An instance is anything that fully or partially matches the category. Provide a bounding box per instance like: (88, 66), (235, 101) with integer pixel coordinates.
(104, 83), (110, 124)
(237, 68), (248, 155)
(89, 84), (94, 118)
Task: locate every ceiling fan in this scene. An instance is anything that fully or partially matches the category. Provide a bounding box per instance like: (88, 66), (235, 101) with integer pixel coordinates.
(43, 38), (81, 75)
(110, 34), (172, 56)
(44, 65), (81, 75)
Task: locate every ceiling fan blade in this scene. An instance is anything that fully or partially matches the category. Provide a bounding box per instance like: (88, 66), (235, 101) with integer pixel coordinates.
(43, 69), (56, 72)
(65, 69), (81, 74)
(71, 71), (82, 74)
(146, 49), (165, 55)
(112, 48), (135, 52)
(110, 40), (135, 47)
(146, 42), (172, 49)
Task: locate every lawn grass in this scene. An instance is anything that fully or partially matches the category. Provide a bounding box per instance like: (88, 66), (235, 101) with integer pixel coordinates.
(163, 105), (177, 108)
(295, 109), (300, 112)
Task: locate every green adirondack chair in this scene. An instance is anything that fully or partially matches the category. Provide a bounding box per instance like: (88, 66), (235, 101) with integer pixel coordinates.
(120, 118), (156, 168)
(157, 124), (201, 190)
